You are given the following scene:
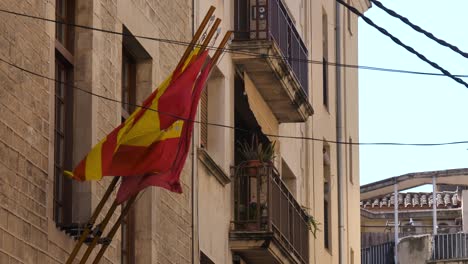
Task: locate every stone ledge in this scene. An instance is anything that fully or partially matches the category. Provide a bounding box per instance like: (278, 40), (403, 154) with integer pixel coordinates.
(197, 148), (230, 186)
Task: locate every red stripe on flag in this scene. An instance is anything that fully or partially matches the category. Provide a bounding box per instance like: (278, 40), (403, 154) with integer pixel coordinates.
(108, 138), (180, 176)
(115, 56), (212, 203)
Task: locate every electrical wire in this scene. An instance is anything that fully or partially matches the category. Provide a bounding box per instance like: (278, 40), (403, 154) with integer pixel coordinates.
(0, 8), (467, 79)
(1, 56), (468, 147)
(335, 0), (468, 89)
(369, 0), (468, 59)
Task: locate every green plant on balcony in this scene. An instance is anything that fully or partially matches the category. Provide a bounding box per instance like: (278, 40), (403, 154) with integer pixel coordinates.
(305, 212), (321, 238)
(302, 206), (321, 238)
(237, 134), (276, 166)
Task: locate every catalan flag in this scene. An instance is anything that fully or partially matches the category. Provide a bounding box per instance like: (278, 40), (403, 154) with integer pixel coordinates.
(115, 58), (213, 203)
(67, 51), (209, 200)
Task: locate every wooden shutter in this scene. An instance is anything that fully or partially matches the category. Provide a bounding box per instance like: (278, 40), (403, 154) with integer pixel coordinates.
(200, 87), (208, 148)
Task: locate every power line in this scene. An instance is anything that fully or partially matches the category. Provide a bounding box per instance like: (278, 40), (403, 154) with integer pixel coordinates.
(0, 8), (467, 79)
(336, 0), (468, 89)
(1, 56), (468, 147)
(369, 0), (468, 59)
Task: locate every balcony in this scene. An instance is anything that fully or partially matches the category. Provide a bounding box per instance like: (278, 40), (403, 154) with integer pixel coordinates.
(233, 0), (313, 123)
(230, 163), (309, 264)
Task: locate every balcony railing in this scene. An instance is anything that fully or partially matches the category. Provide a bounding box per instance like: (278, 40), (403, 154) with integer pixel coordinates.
(234, 0), (309, 95)
(432, 233), (468, 261)
(231, 163), (309, 263)
(361, 242), (395, 264)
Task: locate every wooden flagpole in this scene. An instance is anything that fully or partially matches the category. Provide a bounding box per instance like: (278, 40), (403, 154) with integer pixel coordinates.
(79, 200), (120, 263)
(65, 177), (119, 264)
(210, 31), (233, 67)
(66, 7), (217, 264)
(91, 195), (138, 264)
(89, 20), (225, 264)
(175, 6), (216, 71)
(199, 18), (221, 54)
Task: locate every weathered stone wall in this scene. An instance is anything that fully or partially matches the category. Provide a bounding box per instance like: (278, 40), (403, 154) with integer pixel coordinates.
(398, 235), (433, 264)
(0, 0), (193, 263)
(0, 0), (55, 262)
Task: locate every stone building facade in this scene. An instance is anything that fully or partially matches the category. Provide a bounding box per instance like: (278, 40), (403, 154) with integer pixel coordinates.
(0, 0), (369, 264)
(0, 0), (194, 263)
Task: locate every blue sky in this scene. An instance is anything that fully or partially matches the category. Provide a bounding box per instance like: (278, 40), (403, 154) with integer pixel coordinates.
(358, 0), (468, 187)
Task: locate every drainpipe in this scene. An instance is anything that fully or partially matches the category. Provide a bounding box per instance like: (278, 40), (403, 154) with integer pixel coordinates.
(191, 1), (198, 264)
(335, 2), (345, 264)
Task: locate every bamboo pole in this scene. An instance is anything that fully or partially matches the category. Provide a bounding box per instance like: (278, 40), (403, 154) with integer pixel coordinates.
(65, 177), (119, 264)
(199, 18), (221, 54)
(79, 200), (120, 264)
(91, 196), (138, 264)
(175, 6), (216, 71)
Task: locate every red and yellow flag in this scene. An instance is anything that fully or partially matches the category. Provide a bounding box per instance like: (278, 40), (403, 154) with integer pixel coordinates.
(115, 58), (213, 203)
(67, 51), (209, 189)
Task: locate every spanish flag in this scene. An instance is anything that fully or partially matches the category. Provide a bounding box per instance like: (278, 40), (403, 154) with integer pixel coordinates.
(67, 51), (210, 202)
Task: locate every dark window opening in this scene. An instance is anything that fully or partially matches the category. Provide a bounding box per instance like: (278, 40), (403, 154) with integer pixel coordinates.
(56, 0), (75, 50)
(324, 200), (330, 249)
(54, 0), (75, 227)
(121, 202), (135, 264)
(323, 144), (331, 249)
(122, 49), (136, 118)
(323, 57), (328, 107)
(54, 56), (74, 225)
(201, 252), (215, 264)
(322, 11), (329, 109)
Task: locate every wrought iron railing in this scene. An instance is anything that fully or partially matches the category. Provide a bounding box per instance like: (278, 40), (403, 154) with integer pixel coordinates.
(234, 0), (309, 95)
(361, 242), (395, 264)
(432, 233), (468, 260)
(231, 163), (309, 263)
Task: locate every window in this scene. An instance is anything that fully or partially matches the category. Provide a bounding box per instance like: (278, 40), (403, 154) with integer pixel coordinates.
(347, 0), (353, 35)
(56, 0), (74, 49)
(121, 45), (137, 264)
(323, 144), (331, 250)
(322, 11), (329, 108)
(54, 0), (75, 226)
(121, 201), (135, 264)
(119, 26), (152, 263)
(349, 137), (353, 184)
(121, 49), (136, 119)
(199, 70), (225, 155)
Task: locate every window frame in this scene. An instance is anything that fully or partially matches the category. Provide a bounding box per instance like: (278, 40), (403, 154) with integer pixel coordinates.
(55, 0), (75, 51)
(322, 10), (329, 109)
(121, 45), (137, 264)
(121, 202), (136, 264)
(121, 48), (137, 119)
(323, 144), (331, 250)
(53, 0), (75, 226)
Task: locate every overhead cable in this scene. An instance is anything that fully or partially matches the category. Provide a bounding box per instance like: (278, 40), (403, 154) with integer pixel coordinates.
(1, 56), (468, 147)
(369, 0), (468, 59)
(336, 0), (468, 89)
(0, 8), (467, 79)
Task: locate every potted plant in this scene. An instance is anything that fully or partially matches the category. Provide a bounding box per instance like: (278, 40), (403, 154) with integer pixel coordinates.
(237, 134), (276, 175)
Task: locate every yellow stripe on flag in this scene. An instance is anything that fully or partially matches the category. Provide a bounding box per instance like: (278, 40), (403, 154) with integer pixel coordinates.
(85, 139), (105, 180)
(117, 120), (185, 146)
